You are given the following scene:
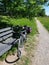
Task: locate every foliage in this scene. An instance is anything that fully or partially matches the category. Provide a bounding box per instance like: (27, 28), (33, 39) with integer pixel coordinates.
(0, 0), (48, 16)
(37, 17), (49, 31)
(0, 16), (38, 35)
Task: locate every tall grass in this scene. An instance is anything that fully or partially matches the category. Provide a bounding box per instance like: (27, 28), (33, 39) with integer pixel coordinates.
(0, 16), (38, 35)
(37, 17), (49, 31)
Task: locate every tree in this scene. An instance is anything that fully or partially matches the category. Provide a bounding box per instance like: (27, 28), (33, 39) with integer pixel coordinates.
(2, 0), (49, 17)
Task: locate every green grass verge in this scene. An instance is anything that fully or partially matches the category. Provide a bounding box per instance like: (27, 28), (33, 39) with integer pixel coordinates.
(0, 15), (38, 35)
(37, 17), (49, 31)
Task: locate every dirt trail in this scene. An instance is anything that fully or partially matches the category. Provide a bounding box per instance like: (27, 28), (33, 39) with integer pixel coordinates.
(32, 18), (49, 65)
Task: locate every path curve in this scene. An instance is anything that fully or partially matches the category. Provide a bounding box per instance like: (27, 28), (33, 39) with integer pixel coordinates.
(32, 18), (49, 65)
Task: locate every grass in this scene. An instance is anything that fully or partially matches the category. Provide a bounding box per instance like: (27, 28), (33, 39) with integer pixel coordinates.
(15, 35), (38, 65)
(0, 15), (38, 35)
(37, 17), (49, 31)
(0, 15), (38, 65)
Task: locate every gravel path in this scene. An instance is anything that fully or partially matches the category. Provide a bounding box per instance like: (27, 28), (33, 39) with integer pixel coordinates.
(32, 18), (49, 65)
